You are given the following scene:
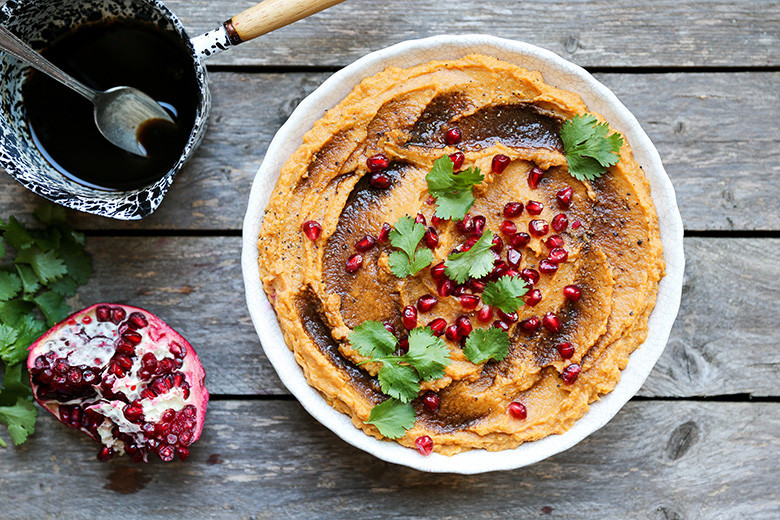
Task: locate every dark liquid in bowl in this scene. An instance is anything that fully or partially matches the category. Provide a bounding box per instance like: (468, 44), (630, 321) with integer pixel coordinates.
(23, 20), (200, 191)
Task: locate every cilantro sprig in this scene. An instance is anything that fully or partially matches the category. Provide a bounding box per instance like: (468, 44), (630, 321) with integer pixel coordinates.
(426, 155), (484, 220)
(482, 276), (529, 314)
(388, 216), (434, 278)
(560, 114), (624, 181)
(444, 229), (496, 284)
(0, 206), (92, 447)
(350, 321), (451, 438)
(463, 328), (510, 365)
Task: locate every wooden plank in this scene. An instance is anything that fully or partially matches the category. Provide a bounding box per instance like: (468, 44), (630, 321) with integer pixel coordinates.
(168, 0), (780, 68)
(1, 71), (777, 231)
(1, 400), (778, 519)
(71, 236), (780, 397)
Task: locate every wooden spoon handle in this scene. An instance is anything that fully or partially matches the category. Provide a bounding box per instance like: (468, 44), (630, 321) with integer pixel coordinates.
(224, 0), (346, 44)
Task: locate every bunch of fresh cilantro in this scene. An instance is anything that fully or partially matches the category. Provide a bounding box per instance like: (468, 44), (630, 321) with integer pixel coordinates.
(0, 205), (92, 447)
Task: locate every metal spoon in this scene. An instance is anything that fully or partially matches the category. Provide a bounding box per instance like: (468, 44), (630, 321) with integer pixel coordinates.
(0, 25), (173, 157)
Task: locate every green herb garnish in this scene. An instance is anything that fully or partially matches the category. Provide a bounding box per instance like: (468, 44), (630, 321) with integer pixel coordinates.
(388, 216), (434, 278)
(0, 206), (92, 446)
(482, 275), (529, 314)
(463, 328), (510, 365)
(365, 398), (416, 439)
(560, 114), (624, 181)
(426, 155), (484, 220)
(443, 229), (496, 284)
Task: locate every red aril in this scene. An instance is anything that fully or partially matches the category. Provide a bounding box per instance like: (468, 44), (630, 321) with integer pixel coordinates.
(551, 213), (569, 232)
(508, 402), (527, 420)
(28, 304), (208, 463)
(529, 220), (549, 237)
(527, 166), (543, 188)
(355, 235), (377, 252)
(366, 153), (389, 172)
(503, 202), (523, 218)
(449, 151), (465, 170)
(427, 318), (447, 337)
(445, 127), (462, 145)
(301, 220), (321, 241)
(526, 201), (543, 215)
(563, 284), (582, 302)
(561, 364), (582, 384)
(509, 232), (531, 248)
(557, 187), (573, 209)
(417, 294), (439, 313)
(415, 435), (434, 455)
(492, 154), (510, 173)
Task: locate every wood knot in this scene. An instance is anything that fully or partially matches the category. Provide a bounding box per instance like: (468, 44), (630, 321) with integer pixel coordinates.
(666, 420), (699, 461)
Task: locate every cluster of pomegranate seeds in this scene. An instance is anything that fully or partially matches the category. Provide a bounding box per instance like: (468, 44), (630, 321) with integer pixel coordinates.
(415, 435), (434, 456)
(444, 127), (462, 145)
(561, 363), (582, 384)
(28, 304), (207, 463)
(301, 220), (321, 241)
(492, 154), (510, 174)
(508, 402), (527, 420)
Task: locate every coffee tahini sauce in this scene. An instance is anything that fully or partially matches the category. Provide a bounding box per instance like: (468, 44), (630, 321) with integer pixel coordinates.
(23, 20), (200, 191)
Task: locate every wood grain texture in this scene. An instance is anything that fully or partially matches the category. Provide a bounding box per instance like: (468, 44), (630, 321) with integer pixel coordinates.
(1, 72), (778, 231)
(167, 0), (780, 68)
(72, 236), (780, 397)
(1, 400), (778, 519)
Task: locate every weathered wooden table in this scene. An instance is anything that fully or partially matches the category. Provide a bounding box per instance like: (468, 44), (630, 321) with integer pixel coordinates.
(2, 1), (779, 518)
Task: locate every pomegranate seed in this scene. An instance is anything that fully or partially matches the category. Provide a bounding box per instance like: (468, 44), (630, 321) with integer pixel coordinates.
(563, 285), (582, 302)
(346, 253), (363, 273)
(437, 279), (455, 297)
(370, 173), (391, 189)
(503, 201), (523, 218)
(526, 201), (543, 215)
(497, 309), (518, 323)
(422, 392), (440, 412)
(492, 320), (510, 332)
(449, 151), (465, 170)
(455, 315), (473, 337)
(456, 214), (474, 234)
(561, 364), (582, 384)
(427, 318), (447, 336)
(460, 294), (480, 310)
(398, 337), (409, 354)
(366, 153), (389, 172)
(302, 220), (322, 241)
(542, 313), (562, 333)
(430, 261), (447, 281)
(506, 247), (522, 268)
(355, 235), (377, 252)
(519, 316), (541, 334)
(469, 279), (486, 292)
(524, 288), (542, 306)
(508, 402), (527, 420)
(426, 195), (436, 205)
(97, 446), (114, 462)
(557, 342), (575, 359)
(123, 331), (142, 345)
(500, 220), (517, 235)
(415, 213), (426, 226)
(384, 322), (395, 334)
(492, 261), (510, 280)
(402, 306), (418, 329)
(470, 215), (485, 237)
(176, 447), (190, 461)
(477, 305), (494, 323)
(461, 236), (479, 252)
(431, 215), (444, 227)
(529, 219), (549, 237)
(423, 227), (439, 249)
(571, 220), (582, 230)
(445, 324), (460, 341)
(551, 213), (569, 232)
(115, 355), (133, 370)
(491, 235), (504, 253)
(539, 259), (559, 274)
(96, 305), (110, 322)
(141, 353), (158, 370)
(378, 222), (391, 243)
(452, 284), (468, 297)
(415, 435), (434, 456)
(545, 235), (565, 249)
(520, 268), (540, 285)
(417, 294), (439, 312)
(492, 154), (510, 173)
(505, 269), (520, 278)
(557, 187), (573, 208)
(110, 307), (126, 325)
(445, 127), (462, 145)
(527, 166), (543, 188)
(548, 248), (568, 264)
(127, 312), (148, 330)
(509, 232), (531, 248)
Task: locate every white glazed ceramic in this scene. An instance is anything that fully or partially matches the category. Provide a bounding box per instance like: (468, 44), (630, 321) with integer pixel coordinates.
(242, 35), (685, 474)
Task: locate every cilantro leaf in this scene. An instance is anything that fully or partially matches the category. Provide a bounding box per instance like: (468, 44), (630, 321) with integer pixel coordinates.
(48, 276), (79, 297)
(0, 315), (47, 365)
(444, 229), (496, 284)
(58, 239), (92, 285)
(33, 290), (69, 326)
(349, 320), (398, 359)
(0, 324), (19, 353)
(403, 328), (450, 381)
(0, 397), (37, 446)
(377, 360), (419, 402)
(482, 276), (529, 314)
(366, 398), (416, 439)
(15, 264), (40, 295)
(0, 271), (22, 302)
(33, 204), (67, 225)
(2, 216), (34, 250)
(16, 248), (67, 284)
(463, 328), (511, 364)
(388, 216), (433, 278)
(0, 299), (35, 327)
(560, 114), (624, 181)
(426, 155), (484, 220)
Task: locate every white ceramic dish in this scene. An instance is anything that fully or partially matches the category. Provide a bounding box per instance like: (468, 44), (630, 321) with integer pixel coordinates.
(241, 35), (685, 474)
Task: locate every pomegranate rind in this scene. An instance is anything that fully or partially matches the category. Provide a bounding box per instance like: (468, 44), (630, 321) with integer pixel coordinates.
(27, 303), (209, 461)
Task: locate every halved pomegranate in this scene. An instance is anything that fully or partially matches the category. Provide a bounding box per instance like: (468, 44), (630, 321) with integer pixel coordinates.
(27, 304), (208, 463)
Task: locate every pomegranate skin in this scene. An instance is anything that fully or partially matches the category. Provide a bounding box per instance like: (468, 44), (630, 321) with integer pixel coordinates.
(27, 303), (209, 463)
